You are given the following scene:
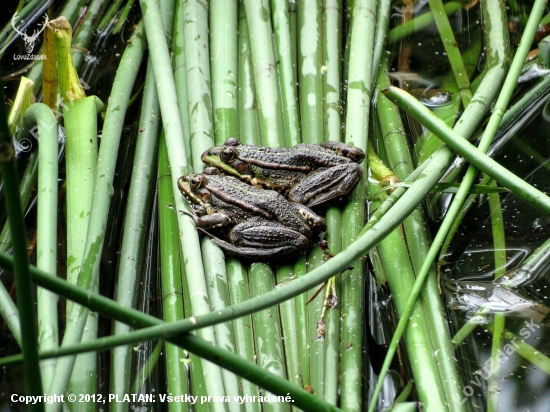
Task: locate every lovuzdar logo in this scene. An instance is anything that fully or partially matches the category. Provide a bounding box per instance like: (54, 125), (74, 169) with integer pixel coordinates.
(11, 11), (48, 54)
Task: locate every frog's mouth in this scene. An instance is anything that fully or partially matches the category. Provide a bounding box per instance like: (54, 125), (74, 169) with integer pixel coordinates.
(177, 177), (209, 208)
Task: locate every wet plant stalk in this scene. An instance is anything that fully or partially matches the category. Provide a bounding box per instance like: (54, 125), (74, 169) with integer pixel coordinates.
(158, 135), (189, 412)
(244, 0), (286, 147)
(321, 0), (343, 404)
(297, 0), (325, 399)
(235, 6), (262, 409)
(341, 1), (376, 409)
(23, 104), (59, 387)
(428, 0), (472, 107)
(110, 58), (160, 407)
(0, 78), (44, 411)
(206, 1), (244, 409)
(271, 0), (300, 147)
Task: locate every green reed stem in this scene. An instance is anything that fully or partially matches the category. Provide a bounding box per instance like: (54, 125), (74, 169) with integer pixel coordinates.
(244, 0), (286, 147)
(429, 0), (472, 107)
(23, 103), (59, 388)
(210, 1), (244, 408)
(341, 1), (376, 409)
(158, 135), (189, 412)
(0, 78), (44, 412)
(113, 0), (137, 34)
(272, 0), (301, 147)
(110, 57), (160, 406)
(97, 0), (125, 32)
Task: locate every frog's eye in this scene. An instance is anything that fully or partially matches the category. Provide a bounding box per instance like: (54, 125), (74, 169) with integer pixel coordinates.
(190, 175), (206, 188)
(224, 138), (240, 147)
(220, 147), (238, 163)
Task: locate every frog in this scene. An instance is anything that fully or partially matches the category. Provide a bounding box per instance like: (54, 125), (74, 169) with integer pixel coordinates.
(200, 138), (365, 209)
(177, 168), (326, 261)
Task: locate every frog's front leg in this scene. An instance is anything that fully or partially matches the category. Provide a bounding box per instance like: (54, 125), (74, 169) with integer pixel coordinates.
(183, 211), (232, 229)
(288, 163), (363, 208)
(209, 220), (309, 261)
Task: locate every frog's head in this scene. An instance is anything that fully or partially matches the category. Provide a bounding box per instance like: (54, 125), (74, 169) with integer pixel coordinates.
(177, 174), (214, 214)
(201, 138), (253, 177)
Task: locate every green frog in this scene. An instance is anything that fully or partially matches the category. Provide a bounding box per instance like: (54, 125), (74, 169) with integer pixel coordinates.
(201, 138), (365, 208)
(177, 168), (326, 261)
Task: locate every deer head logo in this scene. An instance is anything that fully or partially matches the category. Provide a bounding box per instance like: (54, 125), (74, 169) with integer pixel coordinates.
(11, 12), (48, 54)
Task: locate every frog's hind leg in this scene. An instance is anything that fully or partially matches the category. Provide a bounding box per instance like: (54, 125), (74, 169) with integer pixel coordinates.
(200, 221), (309, 261)
(210, 238), (303, 261)
(288, 163), (363, 208)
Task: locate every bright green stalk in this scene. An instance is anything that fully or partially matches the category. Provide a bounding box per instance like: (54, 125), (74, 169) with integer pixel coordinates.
(72, 0), (109, 70)
(211, 0), (239, 145)
(244, 0), (286, 147)
(141, 0), (227, 401)
(371, 0), (390, 80)
(321, 0), (343, 404)
(97, 0), (125, 32)
(271, 0), (301, 147)
(440, 75), (550, 258)
(238, 2), (261, 146)
(384, 86), (550, 215)
(0, 78), (44, 411)
(294, 0), (328, 397)
(249, 264), (289, 412)
(110, 59), (161, 408)
(341, 1), (375, 409)
(297, 0), (325, 398)
(209, 1), (243, 407)
(113, 0), (137, 34)
(25, 103), (59, 388)
(158, 135), (189, 412)
(486, 178), (506, 412)
(298, 0), (322, 145)
(173, 0), (192, 169)
(226, 260), (261, 412)
(46, 22), (145, 405)
(56, 19), (105, 395)
(181, 0), (215, 171)
(235, 7), (262, 409)
(429, 0), (472, 107)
